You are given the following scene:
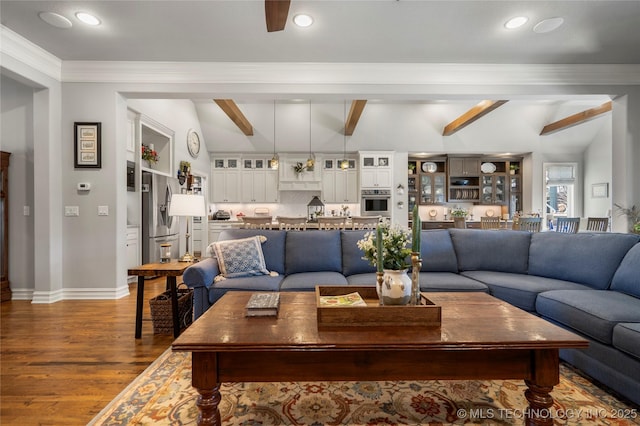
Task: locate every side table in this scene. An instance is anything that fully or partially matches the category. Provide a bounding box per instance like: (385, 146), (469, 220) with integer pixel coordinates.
(128, 260), (192, 339)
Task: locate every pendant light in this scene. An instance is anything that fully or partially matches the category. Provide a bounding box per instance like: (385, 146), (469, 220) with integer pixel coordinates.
(340, 100), (349, 170)
(270, 100), (279, 170)
(306, 101), (315, 170)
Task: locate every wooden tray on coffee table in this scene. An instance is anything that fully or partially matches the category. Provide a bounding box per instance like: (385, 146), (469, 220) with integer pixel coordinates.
(315, 285), (441, 329)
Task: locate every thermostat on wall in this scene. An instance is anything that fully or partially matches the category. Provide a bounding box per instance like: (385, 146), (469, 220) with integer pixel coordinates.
(77, 182), (91, 191)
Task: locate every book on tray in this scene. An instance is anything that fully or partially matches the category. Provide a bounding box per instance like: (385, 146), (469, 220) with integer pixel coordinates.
(245, 292), (280, 317)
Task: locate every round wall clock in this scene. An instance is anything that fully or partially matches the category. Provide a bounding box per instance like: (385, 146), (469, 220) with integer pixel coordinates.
(187, 129), (201, 158)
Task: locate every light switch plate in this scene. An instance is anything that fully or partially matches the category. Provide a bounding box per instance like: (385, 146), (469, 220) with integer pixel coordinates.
(23, 206), (30, 216)
(65, 206), (79, 216)
(98, 205), (109, 216)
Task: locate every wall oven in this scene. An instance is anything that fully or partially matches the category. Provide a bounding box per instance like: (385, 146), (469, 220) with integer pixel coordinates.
(361, 189), (391, 217)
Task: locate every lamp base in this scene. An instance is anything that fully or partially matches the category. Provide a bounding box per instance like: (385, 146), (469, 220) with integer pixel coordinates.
(178, 252), (197, 262)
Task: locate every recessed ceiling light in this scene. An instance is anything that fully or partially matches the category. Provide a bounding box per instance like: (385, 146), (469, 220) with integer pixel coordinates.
(504, 16), (528, 29)
(38, 12), (72, 29)
(75, 12), (101, 26)
(293, 14), (313, 28)
(533, 17), (564, 33)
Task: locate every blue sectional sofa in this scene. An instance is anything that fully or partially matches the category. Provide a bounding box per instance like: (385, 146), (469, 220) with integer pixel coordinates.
(183, 228), (640, 405)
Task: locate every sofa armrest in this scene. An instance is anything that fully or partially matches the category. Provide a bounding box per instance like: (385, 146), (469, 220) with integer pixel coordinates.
(183, 257), (219, 290)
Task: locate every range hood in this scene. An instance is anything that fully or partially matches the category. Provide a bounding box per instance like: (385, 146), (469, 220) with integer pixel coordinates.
(278, 155), (322, 191)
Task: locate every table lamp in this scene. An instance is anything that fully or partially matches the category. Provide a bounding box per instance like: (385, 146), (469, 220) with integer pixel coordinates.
(169, 193), (206, 262)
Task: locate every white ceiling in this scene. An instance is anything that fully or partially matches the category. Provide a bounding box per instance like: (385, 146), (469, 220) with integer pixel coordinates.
(2, 0), (637, 154)
(2, 0), (639, 64)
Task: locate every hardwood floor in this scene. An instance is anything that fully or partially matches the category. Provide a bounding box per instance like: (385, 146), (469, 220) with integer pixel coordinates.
(1, 278), (175, 425)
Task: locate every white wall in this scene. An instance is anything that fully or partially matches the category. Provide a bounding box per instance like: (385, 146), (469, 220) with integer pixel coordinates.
(584, 120), (613, 219)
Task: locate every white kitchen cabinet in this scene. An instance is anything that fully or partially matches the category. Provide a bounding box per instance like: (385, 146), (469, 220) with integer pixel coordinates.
(360, 151), (393, 189)
(321, 157), (358, 203)
(241, 170), (279, 203)
(192, 218), (203, 256)
(211, 169), (241, 203)
(126, 226), (140, 282)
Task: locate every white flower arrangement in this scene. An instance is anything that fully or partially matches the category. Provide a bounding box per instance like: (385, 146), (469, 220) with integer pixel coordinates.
(356, 223), (412, 270)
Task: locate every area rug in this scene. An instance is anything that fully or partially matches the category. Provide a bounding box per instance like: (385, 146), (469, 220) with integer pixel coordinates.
(90, 349), (639, 425)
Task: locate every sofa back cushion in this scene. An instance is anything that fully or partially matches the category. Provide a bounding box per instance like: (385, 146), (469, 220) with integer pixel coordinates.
(286, 230), (343, 275)
(449, 229), (531, 274)
(529, 232), (639, 290)
(217, 229), (286, 274)
(610, 242), (640, 297)
(341, 230), (376, 276)
(420, 230), (459, 272)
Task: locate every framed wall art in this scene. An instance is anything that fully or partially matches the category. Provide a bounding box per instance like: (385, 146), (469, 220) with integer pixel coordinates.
(74, 122), (101, 168)
(591, 182), (609, 198)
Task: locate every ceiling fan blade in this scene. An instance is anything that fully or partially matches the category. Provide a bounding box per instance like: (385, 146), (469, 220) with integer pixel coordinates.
(265, 0), (291, 32)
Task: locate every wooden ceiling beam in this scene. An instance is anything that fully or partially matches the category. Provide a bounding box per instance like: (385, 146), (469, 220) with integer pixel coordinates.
(265, 0), (290, 32)
(540, 101), (612, 135)
(345, 100), (367, 136)
(213, 99), (254, 136)
(442, 100), (508, 136)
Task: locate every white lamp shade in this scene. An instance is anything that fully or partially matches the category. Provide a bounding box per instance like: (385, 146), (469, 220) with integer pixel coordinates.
(169, 194), (206, 217)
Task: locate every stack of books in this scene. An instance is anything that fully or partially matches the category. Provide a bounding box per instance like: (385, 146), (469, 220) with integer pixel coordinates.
(245, 292), (280, 317)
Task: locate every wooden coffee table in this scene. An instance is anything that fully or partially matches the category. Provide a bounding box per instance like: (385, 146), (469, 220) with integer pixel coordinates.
(172, 291), (588, 426)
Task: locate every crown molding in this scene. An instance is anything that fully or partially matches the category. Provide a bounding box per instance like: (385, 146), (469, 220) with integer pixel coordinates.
(62, 61), (640, 87)
(0, 25), (62, 81)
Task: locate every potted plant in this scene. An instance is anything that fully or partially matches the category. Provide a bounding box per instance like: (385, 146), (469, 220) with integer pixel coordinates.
(509, 164), (519, 175)
(614, 204), (640, 234)
(357, 223), (412, 305)
(141, 144), (159, 166)
(408, 163), (416, 174)
(293, 162), (307, 177)
(450, 207), (468, 218)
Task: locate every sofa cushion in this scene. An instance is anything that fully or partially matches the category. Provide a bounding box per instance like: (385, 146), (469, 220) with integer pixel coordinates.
(419, 272), (488, 292)
(285, 231), (342, 275)
(211, 236), (269, 278)
(449, 229), (531, 274)
(183, 257), (219, 289)
(279, 271), (348, 291)
(462, 271), (591, 312)
(610, 243), (640, 298)
(529, 232), (639, 290)
(536, 290), (640, 345)
(346, 273), (377, 286)
(341, 230), (376, 276)
(208, 275), (284, 305)
(612, 323), (640, 360)
(218, 229), (286, 274)
(419, 230), (459, 273)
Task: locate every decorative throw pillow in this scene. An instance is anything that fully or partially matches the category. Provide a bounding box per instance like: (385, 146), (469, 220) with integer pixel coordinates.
(211, 236), (270, 279)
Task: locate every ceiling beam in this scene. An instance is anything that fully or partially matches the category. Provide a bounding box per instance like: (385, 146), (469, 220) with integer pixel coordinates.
(345, 100), (367, 136)
(442, 100), (508, 136)
(213, 99), (254, 136)
(540, 101), (612, 135)
(265, 0), (290, 32)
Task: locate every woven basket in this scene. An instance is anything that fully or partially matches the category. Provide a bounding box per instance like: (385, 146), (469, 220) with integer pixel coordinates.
(149, 284), (193, 335)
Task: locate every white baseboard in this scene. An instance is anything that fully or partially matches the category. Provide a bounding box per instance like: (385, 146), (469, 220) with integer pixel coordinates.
(21, 286), (130, 303)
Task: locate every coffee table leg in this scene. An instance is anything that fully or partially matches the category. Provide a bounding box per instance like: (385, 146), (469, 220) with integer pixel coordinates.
(192, 352), (221, 426)
(524, 349), (558, 426)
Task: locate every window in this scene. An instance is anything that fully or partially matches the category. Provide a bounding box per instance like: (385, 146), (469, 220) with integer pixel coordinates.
(544, 163), (577, 224)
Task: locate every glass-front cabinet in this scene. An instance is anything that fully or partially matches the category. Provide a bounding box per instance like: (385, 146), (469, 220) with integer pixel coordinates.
(481, 175), (507, 204)
(420, 174), (446, 204)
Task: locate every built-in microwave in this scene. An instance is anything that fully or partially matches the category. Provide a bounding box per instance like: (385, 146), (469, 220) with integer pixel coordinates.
(361, 189), (391, 217)
(127, 161), (135, 191)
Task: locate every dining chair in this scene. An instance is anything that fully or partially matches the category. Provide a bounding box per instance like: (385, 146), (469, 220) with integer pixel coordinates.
(241, 216), (272, 230)
(350, 216), (380, 230)
(586, 217), (609, 232)
(556, 217), (580, 234)
(480, 216), (501, 230)
(317, 216), (346, 230)
(452, 217), (467, 229)
(276, 216), (307, 231)
(517, 217), (542, 232)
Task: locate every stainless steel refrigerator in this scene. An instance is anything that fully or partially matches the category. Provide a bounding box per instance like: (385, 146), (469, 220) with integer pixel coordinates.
(141, 171), (180, 264)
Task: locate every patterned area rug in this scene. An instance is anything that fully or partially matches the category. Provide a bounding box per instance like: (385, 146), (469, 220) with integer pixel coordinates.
(90, 349), (639, 425)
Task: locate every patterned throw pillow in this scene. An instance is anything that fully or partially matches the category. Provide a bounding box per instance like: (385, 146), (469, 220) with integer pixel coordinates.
(212, 236), (269, 279)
